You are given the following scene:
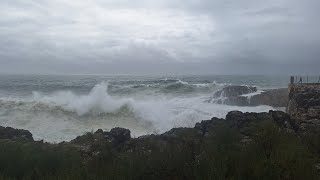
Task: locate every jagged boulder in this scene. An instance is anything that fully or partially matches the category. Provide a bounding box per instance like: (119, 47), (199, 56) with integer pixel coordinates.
(226, 111), (248, 128)
(71, 127), (131, 147)
(299, 119), (320, 133)
(106, 127), (131, 145)
(0, 126), (33, 141)
(194, 117), (224, 136)
(269, 110), (296, 131)
(70, 127), (131, 160)
(225, 111), (295, 132)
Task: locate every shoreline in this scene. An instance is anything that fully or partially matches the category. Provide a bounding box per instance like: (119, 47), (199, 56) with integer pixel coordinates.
(0, 83), (319, 179)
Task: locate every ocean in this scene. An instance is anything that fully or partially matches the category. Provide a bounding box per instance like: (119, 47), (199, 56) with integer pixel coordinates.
(0, 74), (294, 142)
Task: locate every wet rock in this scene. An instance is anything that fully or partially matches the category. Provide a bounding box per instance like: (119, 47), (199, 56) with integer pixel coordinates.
(250, 88), (288, 107)
(214, 96), (249, 106)
(209, 86), (287, 107)
(213, 86), (257, 98)
(0, 126), (33, 141)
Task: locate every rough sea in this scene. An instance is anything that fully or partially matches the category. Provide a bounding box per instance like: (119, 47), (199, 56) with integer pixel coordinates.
(0, 74), (294, 142)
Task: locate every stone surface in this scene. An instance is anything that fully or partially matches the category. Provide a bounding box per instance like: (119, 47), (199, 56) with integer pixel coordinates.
(0, 126), (33, 141)
(209, 86), (288, 107)
(106, 127), (131, 145)
(250, 88), (288, 107)
(287, 84), (320, 135)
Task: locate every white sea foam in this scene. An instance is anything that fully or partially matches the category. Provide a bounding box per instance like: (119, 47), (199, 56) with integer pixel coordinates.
(0, 82), (281, 142)
(212, 81), (232, 87)
(240, 90), (265, 98)
(32, 82), (134, 116)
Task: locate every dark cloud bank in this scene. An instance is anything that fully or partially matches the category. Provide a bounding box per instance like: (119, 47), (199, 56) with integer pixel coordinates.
(0, 0), (319, 75)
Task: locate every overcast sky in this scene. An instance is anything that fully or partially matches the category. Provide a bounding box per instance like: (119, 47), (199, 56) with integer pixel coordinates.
(0, 0), (319, 75)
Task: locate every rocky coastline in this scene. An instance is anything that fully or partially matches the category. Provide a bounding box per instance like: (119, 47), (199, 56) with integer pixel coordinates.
(0, 83), (319, 179)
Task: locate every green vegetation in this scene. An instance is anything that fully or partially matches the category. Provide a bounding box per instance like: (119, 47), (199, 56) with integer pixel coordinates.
(0, 120), (319, 180)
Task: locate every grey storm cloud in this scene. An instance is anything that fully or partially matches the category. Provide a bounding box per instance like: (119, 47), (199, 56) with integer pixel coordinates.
(0, 0), (319, 74)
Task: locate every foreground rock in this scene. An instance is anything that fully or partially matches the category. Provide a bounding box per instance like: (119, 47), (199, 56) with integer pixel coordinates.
(0, 110), (303, 151)
(0, 126), (33, 141)
(1, 108), (320, 179)
(287, 84), (320, 135)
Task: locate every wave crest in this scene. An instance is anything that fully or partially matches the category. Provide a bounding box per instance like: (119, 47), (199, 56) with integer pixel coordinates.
(32, 82), (134, 116)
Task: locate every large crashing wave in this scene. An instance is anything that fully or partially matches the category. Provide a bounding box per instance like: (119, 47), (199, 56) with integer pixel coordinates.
(32, 82), (134, 116)
(0, 82), (280, 142)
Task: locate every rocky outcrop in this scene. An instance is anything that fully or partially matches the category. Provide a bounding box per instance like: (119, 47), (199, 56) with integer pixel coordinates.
(225, 110), (295, 131)
(209, 86), (288, 107)
(288, 85), (320, 118)
(0, 126), (33, 141)
(287, 84), (320, 135)
(105, 127), (131, 145)
(72, 127), (131, 145)
(250, 88), (288, 107)
(70, 127), (131, 160)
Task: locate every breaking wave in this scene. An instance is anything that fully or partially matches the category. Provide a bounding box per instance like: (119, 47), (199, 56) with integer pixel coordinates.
(32, 82), (133, 116)
(0, 81), (280, 142)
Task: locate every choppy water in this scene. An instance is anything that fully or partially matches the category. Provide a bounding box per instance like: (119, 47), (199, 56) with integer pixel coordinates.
(0, 74), (293, 142)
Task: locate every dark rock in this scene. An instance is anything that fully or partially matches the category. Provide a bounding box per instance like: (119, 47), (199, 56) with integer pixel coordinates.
(71, 127), (131, 146)
(298, 119), (320, 133)
(0, 126), (33, 141)
(104, 127), (131, 145)
(95, 129), (103, 134)
(225, 111), (296, 132)
(194, 117), (224, 136)
(287, 85), (320, 120)
(162, 128), (202, 139)
(269, 110), (297, 131)
(240, 135), (253, 144)
(226, 111), (248, 128)
(286, 84), (320, 135)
